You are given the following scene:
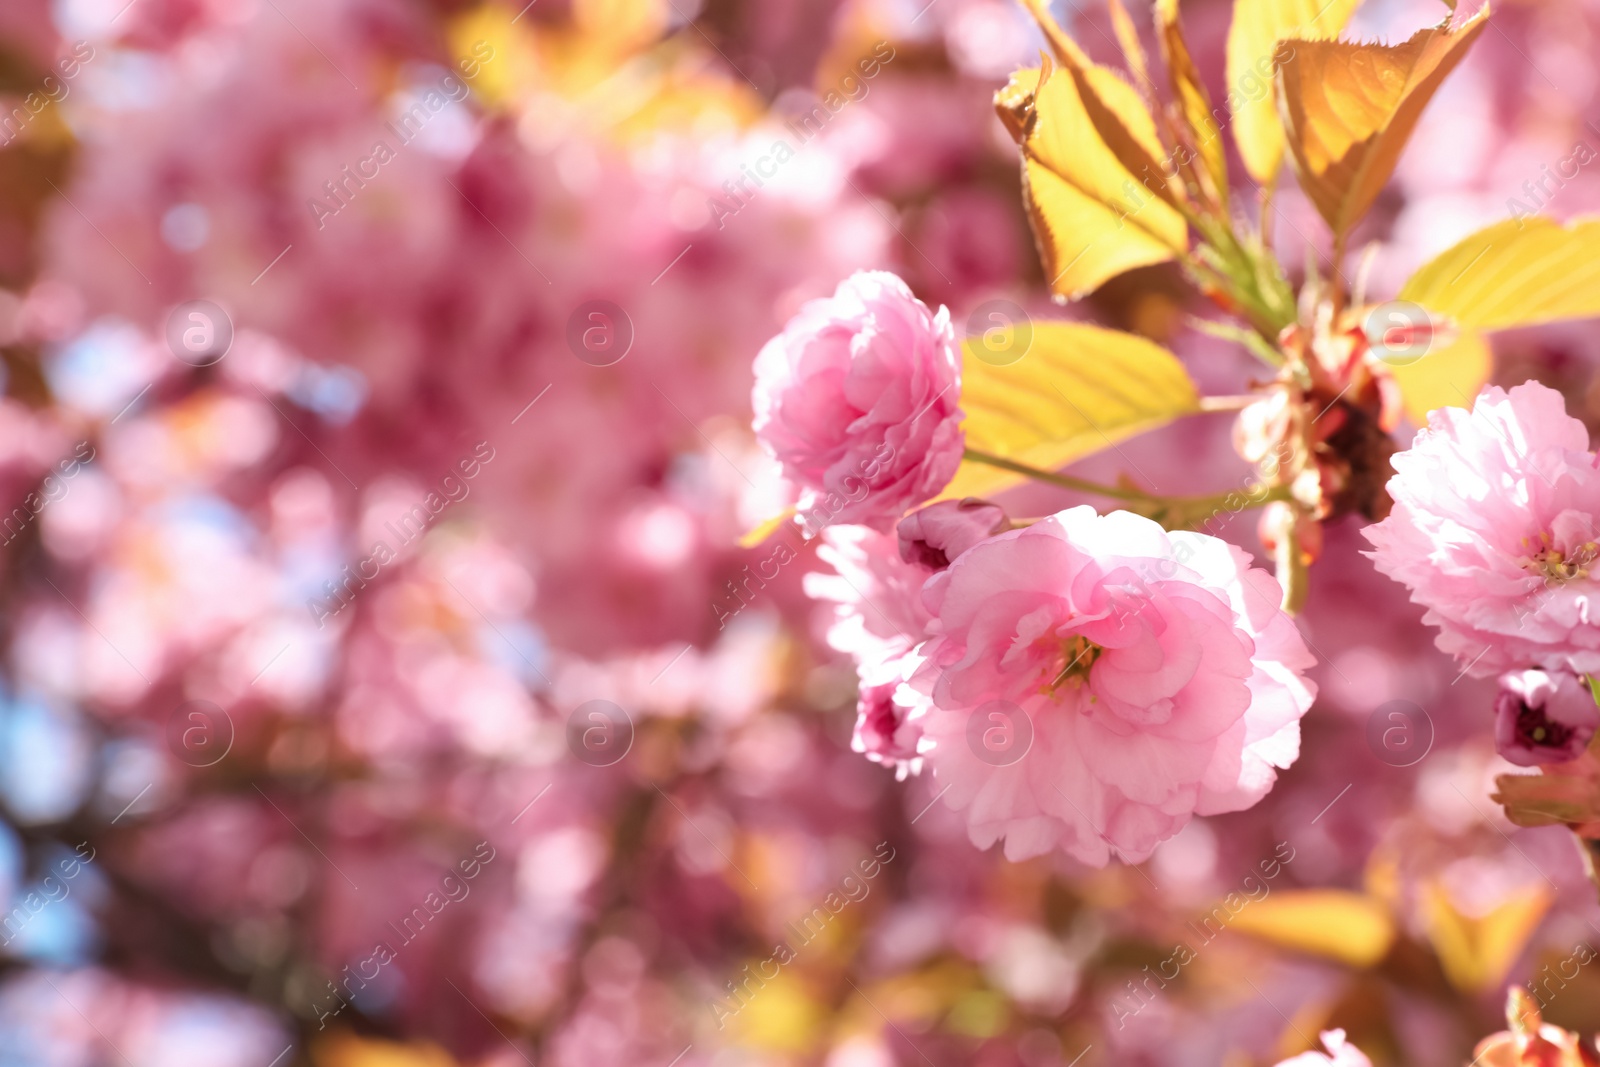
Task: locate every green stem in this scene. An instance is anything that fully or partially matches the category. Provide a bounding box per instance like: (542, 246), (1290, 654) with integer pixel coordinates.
(963, 448), (1154, 501)
(961, 448), (1289, 513)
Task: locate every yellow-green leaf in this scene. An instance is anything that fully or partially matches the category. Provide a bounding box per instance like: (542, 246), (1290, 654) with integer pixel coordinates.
(1017, 0), (1092, 70)
(738, 507), (796, 548)
(1158, 0), (1227, 206)
(1106, 0), (1153, 96)
(1398, 215), (1600, 332)
(943, 322), (1199, 499)
(1422, 879), (1552, 995)
(1226, 0), (1361, 183)
(1067, 63), (1184, 212)
(1276, 7), (1490, 238)
(1010, 0), (1178, 212)
(1388, 327), (1492, 424)
(1223, 889), (1396, 967)
(998, 61), (1187, 301)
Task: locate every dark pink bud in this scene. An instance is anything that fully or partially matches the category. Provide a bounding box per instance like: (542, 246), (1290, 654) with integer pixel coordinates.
(851, 676), (922, 779)
(1494, 669), (1599, 767)
(896, 498), (1009, 571)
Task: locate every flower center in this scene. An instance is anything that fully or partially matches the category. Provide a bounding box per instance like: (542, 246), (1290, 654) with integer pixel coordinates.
(1043, 634), (1102, 694)
(1521, 532), (1598, 582)
(1516, 699), (1576, 752)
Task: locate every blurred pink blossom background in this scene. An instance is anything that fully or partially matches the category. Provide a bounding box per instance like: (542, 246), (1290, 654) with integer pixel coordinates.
(0, 0), (1599, 1065)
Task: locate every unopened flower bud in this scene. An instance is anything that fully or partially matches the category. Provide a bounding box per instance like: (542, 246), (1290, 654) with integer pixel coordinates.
(896, 498), (1009, 570)
(1494, 669), (1599, 767)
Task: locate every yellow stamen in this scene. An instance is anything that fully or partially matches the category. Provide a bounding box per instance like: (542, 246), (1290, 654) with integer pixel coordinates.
(1522, 535), (1599, 582)
(1043, 634), (1102, 694)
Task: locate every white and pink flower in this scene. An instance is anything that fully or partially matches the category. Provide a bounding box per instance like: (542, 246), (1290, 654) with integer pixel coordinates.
(804, 525), (936, 673)
(804, 525), (939, 777)
(1365, 381), (1600, 678)
(851, 673), (926, 780)
(752, 271), (963, 533)
(903, 506), (1317, 864)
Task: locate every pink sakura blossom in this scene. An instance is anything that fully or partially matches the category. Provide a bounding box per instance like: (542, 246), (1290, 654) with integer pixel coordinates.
(803, 526), (939, 776)
(808, 502), (1012, 779)
(852, 674), (925, 779)
(1274, 1030), (1373, 1067)
(803, 525), (935, 673)
(1365, 381), (1600, 678)
(904, 506), (1316, 864)
(897, 497), (1009, 570)
(1494, 669), (1599, 766)
(752, 271), (964, 533)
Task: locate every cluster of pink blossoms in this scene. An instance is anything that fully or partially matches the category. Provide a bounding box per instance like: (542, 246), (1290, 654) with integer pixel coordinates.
(753, 271), (966, 533)
(756, 270), (1319, 865)
(1366, 382), (1600, 766)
